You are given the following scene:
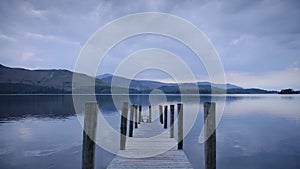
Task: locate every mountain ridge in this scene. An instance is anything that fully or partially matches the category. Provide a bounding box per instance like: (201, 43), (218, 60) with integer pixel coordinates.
(0, 64), (277, 94)
(96, 73), (243, 91)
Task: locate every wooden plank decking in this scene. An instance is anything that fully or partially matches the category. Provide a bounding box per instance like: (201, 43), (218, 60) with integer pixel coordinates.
(107, 120), (193, 169)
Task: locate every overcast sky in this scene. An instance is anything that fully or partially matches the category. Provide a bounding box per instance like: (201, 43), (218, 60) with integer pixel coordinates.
(0, 0), (300, 90)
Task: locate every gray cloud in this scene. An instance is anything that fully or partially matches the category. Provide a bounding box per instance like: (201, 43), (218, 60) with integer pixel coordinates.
(0, 0), (300, 89)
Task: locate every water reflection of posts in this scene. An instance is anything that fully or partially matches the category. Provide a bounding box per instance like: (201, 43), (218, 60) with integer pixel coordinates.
(159, 105), (163, 124)
(138, 105), (142, 124)
(164, 105), (168, 129)
(177, 103), (183, 150)
(204, 102), (216, 169)
(170, 105), (174, 138)
(129, 105), (134, 137)
(134, 105), (138, 128)
(120, 102), (128, 150)
(82, 102), (98, 169)
(149, 105), (152, 123)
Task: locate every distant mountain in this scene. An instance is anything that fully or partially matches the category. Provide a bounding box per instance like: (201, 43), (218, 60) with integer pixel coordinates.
(96, 74), (167, 91)
(0, 64), (111, 94)
(196, 82), (241, 89)
(0, 64), (277, 94)
(97, 73), (243, 92)
(97, 74), (276, 94)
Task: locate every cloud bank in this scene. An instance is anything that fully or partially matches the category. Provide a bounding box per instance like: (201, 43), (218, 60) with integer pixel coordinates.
(0, 0), (299, 90)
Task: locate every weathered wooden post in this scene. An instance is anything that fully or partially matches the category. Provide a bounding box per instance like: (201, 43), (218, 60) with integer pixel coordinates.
(82, 102), (98, 169)
(134, 105), (138, 128)
(204, 102), (216, 169)
(159, 105), (163, 124)
(164, 105), (168, 129)
(177, 103), (183, 150)
(149, 105), (152, 123)
(170, 105), (174, 138)
(120, 102), (128, 150)
(138, 105), (142, 123)
(129, 105), (134, 137)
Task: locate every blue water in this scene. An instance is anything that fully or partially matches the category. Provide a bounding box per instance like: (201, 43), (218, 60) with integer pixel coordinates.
(0, 94), (299, 169)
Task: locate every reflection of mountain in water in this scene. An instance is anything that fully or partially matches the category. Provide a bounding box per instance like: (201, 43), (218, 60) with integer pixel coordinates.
(0, 94), (266, 120)
(0, 95), (76, 119)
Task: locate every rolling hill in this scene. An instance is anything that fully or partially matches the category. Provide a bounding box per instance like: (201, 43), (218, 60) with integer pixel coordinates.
(0, 64), (277, 94)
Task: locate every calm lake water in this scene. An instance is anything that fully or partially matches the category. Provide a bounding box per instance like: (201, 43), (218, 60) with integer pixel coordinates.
(0, 94), (299, 169)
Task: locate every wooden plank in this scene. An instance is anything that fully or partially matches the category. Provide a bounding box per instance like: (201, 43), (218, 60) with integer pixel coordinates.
(120, 102), (128, 150)
(177, 103), (183, 150)
(159, 105), (163, 124)
(149, 105), (152, 123)
(134, 105), (138, 128)
(82, 102), (98, 169)
(129, 105), (134, 137)
(164, 105), (168, 129)
(107, 118), (193, 168)
(170, 105), (174, 138)
(204, 102), (216, 169)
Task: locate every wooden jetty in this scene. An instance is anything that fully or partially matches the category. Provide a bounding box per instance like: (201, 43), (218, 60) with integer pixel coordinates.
(82, 102), (217, 169)
(107, 103), (193, 169)
(107, 119), (193, 168)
